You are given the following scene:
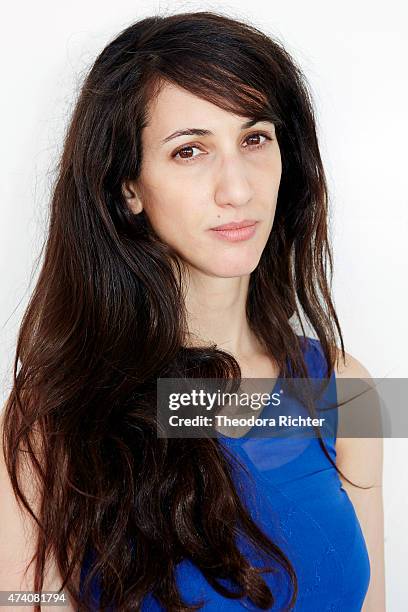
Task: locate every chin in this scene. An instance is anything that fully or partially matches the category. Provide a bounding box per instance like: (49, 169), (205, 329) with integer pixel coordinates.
(209, 258), (261, 278)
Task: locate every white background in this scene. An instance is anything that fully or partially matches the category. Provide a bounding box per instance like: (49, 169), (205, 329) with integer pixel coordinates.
(1, 0), (407, 608)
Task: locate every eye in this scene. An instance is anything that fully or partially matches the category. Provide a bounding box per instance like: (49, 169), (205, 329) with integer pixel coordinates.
(171, 132), (274, 164)
(242, 132), (272, 150)
(172, 144), (202, 162)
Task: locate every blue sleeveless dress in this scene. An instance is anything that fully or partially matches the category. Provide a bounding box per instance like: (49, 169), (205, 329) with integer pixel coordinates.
(80, 336), (371, 610)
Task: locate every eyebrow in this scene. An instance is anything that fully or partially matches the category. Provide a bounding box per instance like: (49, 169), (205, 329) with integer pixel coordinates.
(160, 119), (272, 145)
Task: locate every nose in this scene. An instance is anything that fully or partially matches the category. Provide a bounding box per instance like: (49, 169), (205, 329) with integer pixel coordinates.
(213, 155), (253, 209)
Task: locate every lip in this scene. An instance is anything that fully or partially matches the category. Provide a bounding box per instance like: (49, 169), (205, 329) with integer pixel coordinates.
(209, 221), (258, 242)
(211, 219), (257, 230)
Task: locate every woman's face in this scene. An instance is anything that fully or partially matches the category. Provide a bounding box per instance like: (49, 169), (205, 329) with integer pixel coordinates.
(126, 82), (282, 278)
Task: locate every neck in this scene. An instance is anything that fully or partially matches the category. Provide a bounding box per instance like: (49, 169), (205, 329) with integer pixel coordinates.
(183, 268), (265, 360)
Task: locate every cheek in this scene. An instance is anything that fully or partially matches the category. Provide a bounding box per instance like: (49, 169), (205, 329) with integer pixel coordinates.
(144, 194), (200, 245)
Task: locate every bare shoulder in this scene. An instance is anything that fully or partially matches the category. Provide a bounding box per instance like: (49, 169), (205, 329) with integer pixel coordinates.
(333, 348), (383, 488)
(0, 404), (78, 610)
(334, 347), (372, 379)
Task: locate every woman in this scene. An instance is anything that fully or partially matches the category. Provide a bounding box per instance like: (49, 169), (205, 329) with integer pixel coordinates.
(0, 10), (385, 611)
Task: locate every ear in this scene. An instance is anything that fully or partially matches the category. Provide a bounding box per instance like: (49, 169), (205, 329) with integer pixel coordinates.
(122, 180), (143, 215)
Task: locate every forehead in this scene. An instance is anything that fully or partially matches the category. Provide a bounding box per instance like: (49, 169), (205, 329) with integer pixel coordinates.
(144, 82), (257, 140)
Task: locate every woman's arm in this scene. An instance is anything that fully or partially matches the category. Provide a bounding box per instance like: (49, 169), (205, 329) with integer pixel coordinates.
(0, 406), (78, 611)
(334, 350), (386, 612)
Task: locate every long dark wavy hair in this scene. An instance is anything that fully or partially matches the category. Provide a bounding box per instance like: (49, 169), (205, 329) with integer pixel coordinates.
(2, 10), (356, 611)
